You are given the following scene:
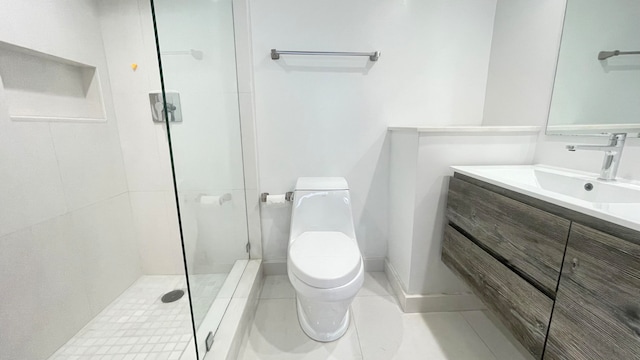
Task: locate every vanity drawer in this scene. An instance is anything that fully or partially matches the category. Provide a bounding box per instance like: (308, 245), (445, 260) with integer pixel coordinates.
(442, 225), (553, 359)
(544, 224), (640, 359)
(447, 177), (570, 296)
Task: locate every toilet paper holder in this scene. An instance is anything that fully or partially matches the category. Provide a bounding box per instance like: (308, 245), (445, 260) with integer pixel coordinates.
(260, 192), (294, 202)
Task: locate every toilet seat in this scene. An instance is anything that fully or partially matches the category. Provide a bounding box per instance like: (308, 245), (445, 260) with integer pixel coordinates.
(289, 231), (361, 289)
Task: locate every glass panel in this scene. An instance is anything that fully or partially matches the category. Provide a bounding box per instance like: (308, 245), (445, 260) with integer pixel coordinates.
(151, 0), (250, 356)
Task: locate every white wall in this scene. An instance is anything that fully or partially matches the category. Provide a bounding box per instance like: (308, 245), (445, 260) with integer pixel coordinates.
(482, 0), (566, 127)
(0, 1), (142, 358)
(251, 0), (498, 264)
(389, 129), (539, 296)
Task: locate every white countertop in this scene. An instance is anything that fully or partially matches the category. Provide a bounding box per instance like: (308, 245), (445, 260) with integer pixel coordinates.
(451, 165), (640, 233)
(388, 125), (542, 134)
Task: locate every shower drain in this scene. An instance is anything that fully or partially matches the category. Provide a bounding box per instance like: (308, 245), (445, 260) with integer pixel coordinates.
(161, 289), (185, 303)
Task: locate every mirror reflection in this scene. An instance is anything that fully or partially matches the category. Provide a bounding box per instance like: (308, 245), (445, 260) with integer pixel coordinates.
(547, 0), (640, 135)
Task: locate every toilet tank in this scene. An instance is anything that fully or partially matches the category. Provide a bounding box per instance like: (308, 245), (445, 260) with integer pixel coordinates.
(289, 177), (356, 241)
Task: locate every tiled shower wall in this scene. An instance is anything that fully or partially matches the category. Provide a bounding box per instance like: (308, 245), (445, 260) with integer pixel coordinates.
(0, 1), (142, 358)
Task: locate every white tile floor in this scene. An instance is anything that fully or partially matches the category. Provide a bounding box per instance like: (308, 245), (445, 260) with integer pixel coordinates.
(238, 273), (532, 360)
(49, 274), (226, 360)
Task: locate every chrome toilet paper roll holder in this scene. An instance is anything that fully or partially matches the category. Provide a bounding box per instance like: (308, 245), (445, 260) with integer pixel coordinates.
(260, 192), (294, 203)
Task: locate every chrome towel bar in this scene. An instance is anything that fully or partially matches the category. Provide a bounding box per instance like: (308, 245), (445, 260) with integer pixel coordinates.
(598, 50), (640, 60)
(271, 49), (380, 61)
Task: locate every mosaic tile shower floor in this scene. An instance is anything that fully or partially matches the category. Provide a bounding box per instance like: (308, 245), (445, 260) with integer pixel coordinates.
(49, 274), (226, 360)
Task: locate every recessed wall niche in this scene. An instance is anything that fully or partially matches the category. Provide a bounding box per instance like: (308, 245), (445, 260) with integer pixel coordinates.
(0, 41), (106, 122)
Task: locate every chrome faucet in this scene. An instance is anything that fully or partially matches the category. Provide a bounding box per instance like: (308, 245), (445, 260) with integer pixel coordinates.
(566, 133), (627, 181)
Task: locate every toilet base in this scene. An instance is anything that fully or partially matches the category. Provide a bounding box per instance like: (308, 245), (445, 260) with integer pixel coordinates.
(296, 297), (350, 342)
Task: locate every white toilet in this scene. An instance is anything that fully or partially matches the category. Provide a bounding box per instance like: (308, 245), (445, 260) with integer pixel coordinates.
(287, 177), (364, 342)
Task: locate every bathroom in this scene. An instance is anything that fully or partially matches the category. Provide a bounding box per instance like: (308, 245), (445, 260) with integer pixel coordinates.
(1, 0), (638, 359)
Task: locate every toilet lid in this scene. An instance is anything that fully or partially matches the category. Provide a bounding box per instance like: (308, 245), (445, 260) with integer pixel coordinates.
(289, 231), (362, 289)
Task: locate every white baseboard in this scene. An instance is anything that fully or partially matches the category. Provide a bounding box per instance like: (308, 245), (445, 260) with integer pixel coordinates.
(384, 260), (485, 313)
(363, 257), (385, 272)
(262, 260), (287, 275)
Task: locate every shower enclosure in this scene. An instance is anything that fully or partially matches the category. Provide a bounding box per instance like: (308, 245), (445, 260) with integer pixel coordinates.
(0, 0), (254, 359)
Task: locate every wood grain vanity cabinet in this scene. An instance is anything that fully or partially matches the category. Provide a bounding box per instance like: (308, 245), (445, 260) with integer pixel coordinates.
(442, 225), (553, 358)
(447, 177), (570, 296)
(544, 224), (640, 360)
(442, 173), (640, 360)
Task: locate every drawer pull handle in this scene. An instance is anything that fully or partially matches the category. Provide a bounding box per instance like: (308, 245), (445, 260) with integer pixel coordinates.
(571, 258), (579, 270)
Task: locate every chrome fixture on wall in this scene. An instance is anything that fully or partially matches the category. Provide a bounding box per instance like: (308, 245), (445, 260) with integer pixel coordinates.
(270, 49), (380, 61)
(598, 50), (640, 60)
(566, 133), (627, 181)
(260, 192), (294, 202)
(149, 91), (182, 123)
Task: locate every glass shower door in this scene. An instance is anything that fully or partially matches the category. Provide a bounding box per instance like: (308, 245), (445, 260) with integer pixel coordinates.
(150, 0), (249, 357)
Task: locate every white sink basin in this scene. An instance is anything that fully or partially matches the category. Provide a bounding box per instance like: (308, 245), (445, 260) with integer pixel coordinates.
(533, 169), (640, 204)
(451, 165), (640, 232)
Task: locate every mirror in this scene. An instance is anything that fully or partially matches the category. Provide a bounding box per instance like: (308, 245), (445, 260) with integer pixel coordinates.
(546, 0), (640, 135)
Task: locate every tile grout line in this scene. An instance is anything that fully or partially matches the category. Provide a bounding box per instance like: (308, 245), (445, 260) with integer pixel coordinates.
(350, 304), (366, 360)
(459, 312), (501, 360)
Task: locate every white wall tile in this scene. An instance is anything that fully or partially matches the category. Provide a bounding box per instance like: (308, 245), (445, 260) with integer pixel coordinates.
(30, 215), (95, 357)
(49, 121), (129, 211)
(187, 189), (250, 274)
(111, 91), (175, 192)
(154, 0), (239, 95)
(0, 0), (108, 67)
(0, 2), (145, 358)
(98, 0), (159, 95)
(100, 0), (253, 278)
(0, 214), (107, 359)
(233, 0), (256, 94)
(238, 92), (259, 193)
(0, 228), (52, 360)
(0, 120), (67, 237)
(162, 91), (245, 192)
(72, 193), (142, 314)
(129, 191), (184, 275)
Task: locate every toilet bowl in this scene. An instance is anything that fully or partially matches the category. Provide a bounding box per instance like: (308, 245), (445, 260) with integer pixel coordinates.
(287, 177), (364, 342)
